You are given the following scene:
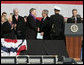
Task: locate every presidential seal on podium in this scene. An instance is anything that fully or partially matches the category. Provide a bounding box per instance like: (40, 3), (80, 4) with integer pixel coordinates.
(70, 24), (79, 33)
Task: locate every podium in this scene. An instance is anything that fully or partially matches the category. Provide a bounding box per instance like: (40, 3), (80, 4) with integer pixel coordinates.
(65, 23), (83, 59)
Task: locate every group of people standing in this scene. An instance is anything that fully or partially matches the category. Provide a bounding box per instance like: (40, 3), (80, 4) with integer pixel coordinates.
(1, 6), (82, 40)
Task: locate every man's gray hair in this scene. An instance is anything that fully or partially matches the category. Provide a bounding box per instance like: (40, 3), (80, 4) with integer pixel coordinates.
(13, 8), (18, 12)
(29, 8), (36, 13)
(43, 9), (49, 15)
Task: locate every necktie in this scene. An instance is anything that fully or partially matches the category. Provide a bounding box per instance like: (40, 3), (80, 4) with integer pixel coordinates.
(15, 16), (18, 22)
(43, 18), (45, 22)
(75, 17), (77, 23)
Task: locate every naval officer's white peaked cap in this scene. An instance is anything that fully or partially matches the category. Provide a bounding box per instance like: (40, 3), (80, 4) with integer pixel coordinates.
(54, 6), (61, 11)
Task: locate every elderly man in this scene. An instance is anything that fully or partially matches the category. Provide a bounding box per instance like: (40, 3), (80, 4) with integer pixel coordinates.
(40, 9), (51, 40)
(26, 8), (40, 40)
(50, 6), (65, 40)
(12, 8), (25, 39)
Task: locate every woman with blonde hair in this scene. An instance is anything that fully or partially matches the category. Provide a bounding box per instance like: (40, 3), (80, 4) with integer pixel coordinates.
(1, 15), (8, 38)
(1, 15), (16, 39)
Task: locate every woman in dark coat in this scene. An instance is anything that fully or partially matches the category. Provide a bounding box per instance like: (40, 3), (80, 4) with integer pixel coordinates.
(1, 16), (7, 38)
(2, 15), (16, 39)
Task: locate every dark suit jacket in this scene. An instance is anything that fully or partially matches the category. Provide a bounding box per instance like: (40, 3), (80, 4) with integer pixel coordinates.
(12, 15), (25, 33)
(67, 15), (82, 23)
(26, 14), (40, 40)
(40, 16), (51, 40)
(50, 13), (65, 36)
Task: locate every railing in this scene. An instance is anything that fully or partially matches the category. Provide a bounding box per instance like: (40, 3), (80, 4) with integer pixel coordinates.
(1, 55), (62, 64)
(1, 55), (83, 64)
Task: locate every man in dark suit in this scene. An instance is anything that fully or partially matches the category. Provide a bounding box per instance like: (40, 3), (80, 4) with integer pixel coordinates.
(50, 6), (65, 40)
(26, 8), (40, 40)
(40, 10), (51, 40)
(67, 9), (82, 23)
(12, 8), (25, 39)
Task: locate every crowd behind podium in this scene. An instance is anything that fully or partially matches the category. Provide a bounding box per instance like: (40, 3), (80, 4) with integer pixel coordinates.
(1, 6), (83, 40)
